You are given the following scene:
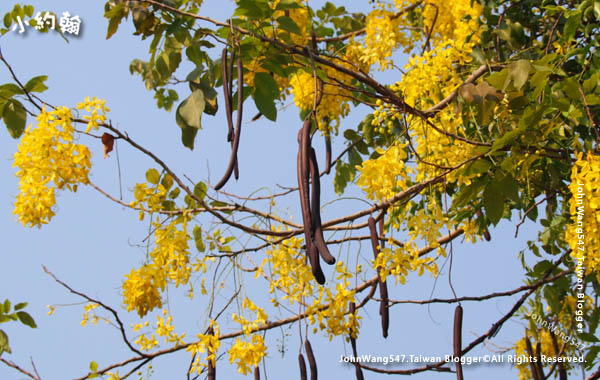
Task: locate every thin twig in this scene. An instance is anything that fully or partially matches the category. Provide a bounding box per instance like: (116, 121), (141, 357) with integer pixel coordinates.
(42, 266), (148, 358)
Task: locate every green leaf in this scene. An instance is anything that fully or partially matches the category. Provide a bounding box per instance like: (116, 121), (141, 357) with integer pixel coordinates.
(254, 73), (280, 99)
(90, 361), (98, 372)
(0, 83), (24, 98)
(105, 2), (126, 40)
(483, 184), (504, 225)
(562, 10), (581, 42)
(178, 90), (205, 129)
(348, 147), (362, 167)
(3, 99), (27, 138)
(161, 174), (174, 190)
(277, 16), (301, 35)
(145, 169), (160, 184)
(190, 79), (218, 116)
(0, 329), (10, 356)
(180, 125), (198, 150)
(194, 182), (207, 201)
(491, 124), (525, 152)
(253, 90), (277, 121)
(497, 173), (519, 202)
(334, 161), (352, 195)
(13, 302), (27, 311)
(193, 225), (206, 252)
(16, 311), (36, 328)
(24, 75), (48, 93)
(452, 179), (485, 210)
(2, 300), (10, 314)
(579, 332), (600, 343)
(504, 60), (531, 91)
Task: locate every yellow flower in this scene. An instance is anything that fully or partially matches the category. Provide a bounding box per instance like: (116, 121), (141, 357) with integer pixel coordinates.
(13, 107), (92, 227)
(228, 335), (266, 375)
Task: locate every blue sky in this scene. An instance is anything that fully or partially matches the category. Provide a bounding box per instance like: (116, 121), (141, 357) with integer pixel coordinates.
(0, 1), (567, 379)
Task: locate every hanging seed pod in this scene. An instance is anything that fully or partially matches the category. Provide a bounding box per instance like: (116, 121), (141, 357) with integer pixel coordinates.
(549, 331), (567, 380)
(297, 122), (324, 284)
(298, 353), (307, 380)
(309, 147), (335, 265)
(214, 52), (243, 190)
(324, 134), (332, 174)
(453, 305), (464, 380)
(304, 339), (318, 380)
(525, 337), (541, 380)
(221, 48), (234, 142)
(368, 216), (389, 338)
(254, 366), (260, 380)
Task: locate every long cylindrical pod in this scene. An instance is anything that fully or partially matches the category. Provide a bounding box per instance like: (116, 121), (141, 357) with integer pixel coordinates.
(297, 123), (324, 284)
(221, 48), (234, 142)
(304, 339), (318, 380)
(214, 53), (243, 190)
(348, 302), (365, 380)
(534, 342), (545, 380)
(254, 366), (260, 380)
(453, 305), (464, 380)
(324, 134), (331, 174)
(549, 331), (567, 380)
(233, 53), (242, 180)
(308, 241), (325, 284)
(368, 216), (389, 338)
(309, 147), (335, 265)
(525, 337), (541, 380)
(298, 353), (307, 380)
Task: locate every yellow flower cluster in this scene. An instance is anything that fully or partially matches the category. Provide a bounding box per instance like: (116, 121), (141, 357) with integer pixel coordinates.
(307, 262), (359, 339)
(187, 320), (221, 374)
(566, 152), (600, 278)
(76, 96), (110, 133)
(80, 303), (100, 327)
(228, 334), (266, 375)
(13, 107), (92, 228)
(290, 42), (369, 134)
(232, 297), (268, 336)
(514, 330), (573, 380)
(135, 331), (159, 351)
(362, 8), (412, 70)
(122, 220), (192, 317)
(130, 182), (169, 220)
(155, 309), (186, 346)
(259, 235), (316, 304)
(356, 142), (410, 202)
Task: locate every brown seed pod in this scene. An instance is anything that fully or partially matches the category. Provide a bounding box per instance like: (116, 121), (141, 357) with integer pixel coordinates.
(254, 366), (260, 380)
(304, 339), (318, 380)
(525, 337), (541, 380)
(549, 331), (567, 380)
(324, 134), (331, 174)
(298, 353), (307, 380)
(297, 122), (324, 284)
(221, 48), (234, 143)
(368, 216), (389, 338)
(453, 305), (464, 380)
(308, 241), (325, 284)
(309, 147), (335, 265)
(214, 52), (243, 190)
